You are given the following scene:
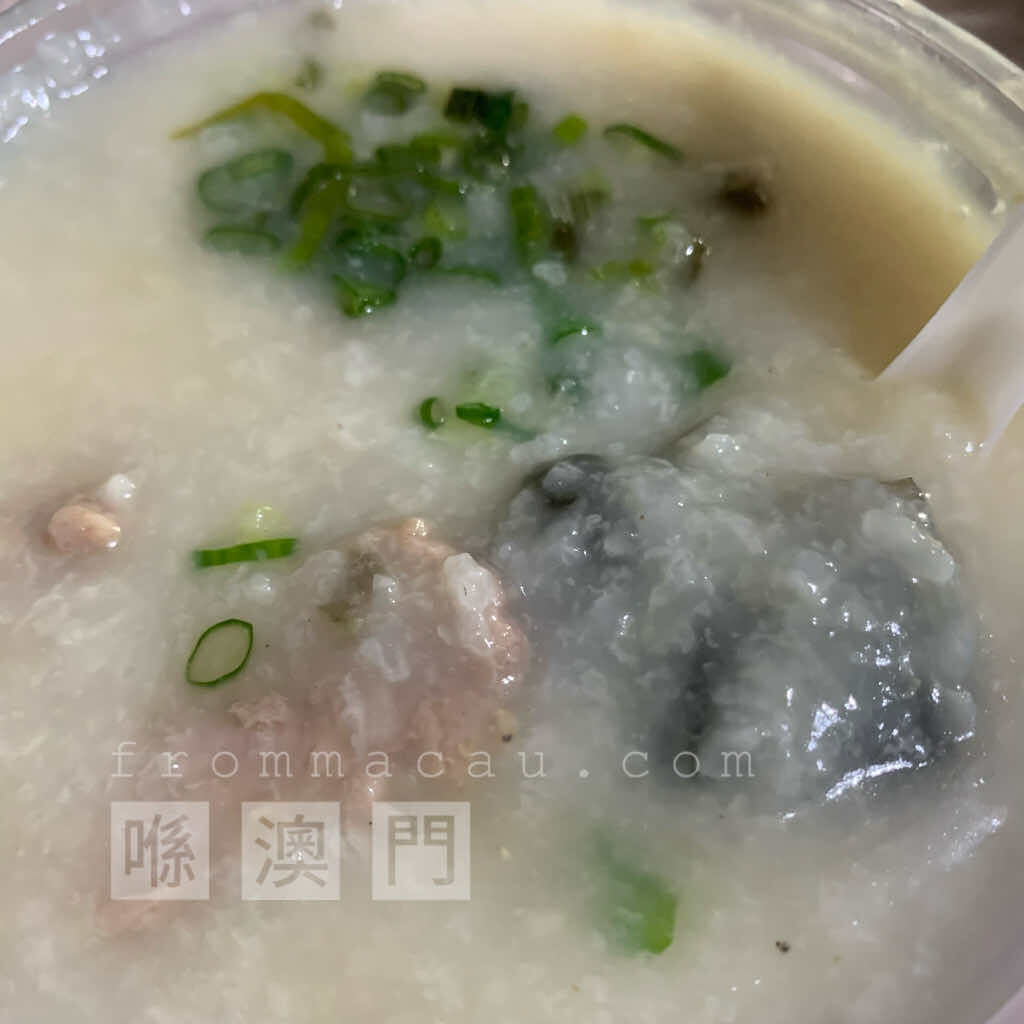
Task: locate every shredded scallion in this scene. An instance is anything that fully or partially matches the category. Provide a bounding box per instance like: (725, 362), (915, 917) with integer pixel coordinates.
(193, 537), (298, 568)
(174, 92), (352, 163)
(603, 122), (683, 161)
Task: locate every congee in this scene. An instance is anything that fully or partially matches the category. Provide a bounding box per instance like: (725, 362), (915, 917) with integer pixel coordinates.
(1, 0), (1023, 1021)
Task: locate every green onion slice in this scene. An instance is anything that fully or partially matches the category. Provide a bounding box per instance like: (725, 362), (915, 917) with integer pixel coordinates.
(363, 71), (427, 115)
(375, 135), (443, 173)
(509, 184), (552, 268)
(289, 161), (347, 215)
(283, 176), (348, 268)
(595, 838), (678, 955)
(455, 402), (502, 428)
(344, 177), (412, 222)
(443, 87), (516, 137)
(462, 134), (516, 182)
(202, 226), (281, 254)
(409, 236), (442, 269)
(553, 114), (588, 145)
(193, 537), (298, 568)
(334, 275), (398, 318)
(334, 236), (407, 294)
(418, 396), (448, 430)
(603, 122), (683, 161)
(197, 148), (294, 215)
(186, 618), (254, 687)
(636, 212), (673, 235)
(591, 257), (656, 282)
(551, 318), (600, 345)
(423, 195), (469, 239)
(684, 348), (730, 390)
(173, 92), (352, 163)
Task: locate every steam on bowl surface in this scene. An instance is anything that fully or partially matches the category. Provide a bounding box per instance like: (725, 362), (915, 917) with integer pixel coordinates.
(1, 1), (1024, 1022)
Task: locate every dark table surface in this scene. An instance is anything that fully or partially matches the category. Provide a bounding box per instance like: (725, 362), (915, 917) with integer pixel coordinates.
(0, 0), (1018, 69)
(926, 0), (1024, 65)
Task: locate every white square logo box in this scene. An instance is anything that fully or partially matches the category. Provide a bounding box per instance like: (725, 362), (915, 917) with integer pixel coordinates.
(241, 802), (341, 901)
(371, 801), (470, 901)
(110, 801), (210, 901)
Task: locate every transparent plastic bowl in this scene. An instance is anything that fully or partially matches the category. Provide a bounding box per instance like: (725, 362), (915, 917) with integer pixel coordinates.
(1, 0), (1022, 1019)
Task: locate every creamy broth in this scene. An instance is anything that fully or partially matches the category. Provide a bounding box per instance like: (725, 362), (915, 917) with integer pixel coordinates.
(1, 2), (1023, 1022)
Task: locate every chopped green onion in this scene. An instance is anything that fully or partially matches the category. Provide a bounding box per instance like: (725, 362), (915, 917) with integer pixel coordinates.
(418, 396), (448, 429)
(330, 236), (406, 315)
(553, 114), (588, 145)
(416, 171), (464, 197)
(455, 402), (502, 428)
(409, 236), (442, 269)
(193, 537), (298, 568)
(603, 122), (683, 161)
(423, 196), (469, 239)
(636, 212), (673, 237)
(344, 177), (412, 222)
(173, 92), (352, 163)
(334, 275), (398, 317)
(435, 264), (501, 285)
(375, 136), (442, 172)
(453, 400), (530, 439)
(289, 161), (346, 215)
(591, 257), (656, 282)
(295, 57), (324, 91)
(363, 70), (427, 115)
(443, 87), (515, 137)
(197, 148), (294, 215)
(509, 184), (552, 268)
(334, 236), (407, 286)
(398, 131), (464, 172)
(595, 840), (678, 955)
(684, 348), (730, 390)
(718, 171), (770, 215)
(550, 318), (600, 345)
(283, 176), (348, 268)
(635, 214), (708, 279)
(443, 87), (486, 122)
(186, 618), (254, 687)
(202, 226), (281, 254)
(444, 87), (520, 180)
(461, 135), (515, 182)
